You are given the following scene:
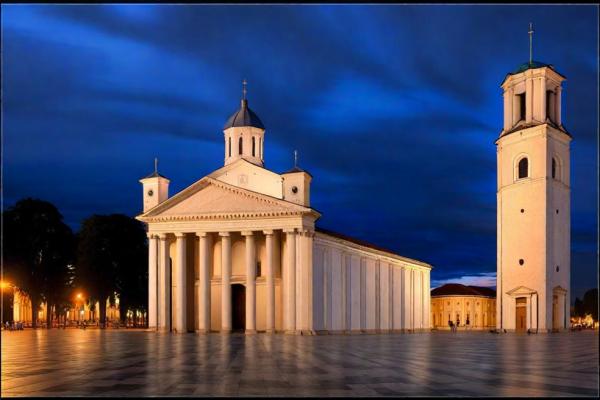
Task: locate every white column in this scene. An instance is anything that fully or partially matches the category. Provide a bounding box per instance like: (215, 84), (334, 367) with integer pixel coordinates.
(147, 233), (158, 329)
(174, 232), (187, 333)
(298, 230), (314, 333)
(525, 76), (533, 123)
(296, 232), (303, 331)
(242, 231), (256, 333)
(502, 90), (509, 131)
(284, 229), (296, 333)
(197, 232), (211, 333)
(540, 78), (547, 122)
(220, 232), (232, 332)
(264, 230), (275, 333)
(556, 86), (562, 126)
(158, 234), (170, 331)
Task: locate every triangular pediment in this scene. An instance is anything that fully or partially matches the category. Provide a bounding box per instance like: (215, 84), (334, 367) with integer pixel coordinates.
(208, 159), (284, 199)
(137, 176), (314, 222)
(506, 285), (537, 296)
(553, 285), (568, 295)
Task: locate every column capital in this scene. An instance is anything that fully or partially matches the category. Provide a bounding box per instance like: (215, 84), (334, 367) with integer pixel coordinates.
(263, 229), (274, 235)
(174, 232), (186, 238)
(196, 232), (209, 238)
(219, 232), (231, 237)
(158, 233), (168, 240)
(300, 229), (315, 237)
(283, 228), (296, 234)
(147, 232), (156, 239)
(241, 231), (254, 237)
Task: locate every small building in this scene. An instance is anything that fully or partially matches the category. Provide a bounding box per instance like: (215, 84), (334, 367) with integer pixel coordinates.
(430, 284), (496, 330)
(12, 290), (121, 327)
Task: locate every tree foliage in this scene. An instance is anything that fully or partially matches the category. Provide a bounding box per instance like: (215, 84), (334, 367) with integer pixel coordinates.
(573, 297), (585, 318)
(3, 198), (75, 328)
(583, 288), (598, 321)
(76, 214), (147, 327)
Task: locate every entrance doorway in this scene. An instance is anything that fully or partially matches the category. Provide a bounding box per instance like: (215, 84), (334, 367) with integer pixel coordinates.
(515, 297), (526, 332)
(552, 295), (559, 331)
(232, 284), (246, 331)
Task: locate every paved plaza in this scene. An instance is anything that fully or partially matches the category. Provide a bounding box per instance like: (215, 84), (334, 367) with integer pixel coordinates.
(1, 329), (598, 397)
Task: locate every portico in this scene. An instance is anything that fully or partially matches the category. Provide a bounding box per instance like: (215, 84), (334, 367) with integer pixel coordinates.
(142, 184), (318, 334)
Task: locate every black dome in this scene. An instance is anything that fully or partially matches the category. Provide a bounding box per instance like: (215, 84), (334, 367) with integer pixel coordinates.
(223, 99), (265, 130)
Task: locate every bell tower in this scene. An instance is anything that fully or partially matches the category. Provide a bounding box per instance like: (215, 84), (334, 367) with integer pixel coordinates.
(139, 158), (170, 213)
(496, 24), (571, 333)
(223, 80), (265, 167)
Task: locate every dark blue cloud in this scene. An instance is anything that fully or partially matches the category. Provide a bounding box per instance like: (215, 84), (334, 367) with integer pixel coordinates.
(2, 5), (597, 301)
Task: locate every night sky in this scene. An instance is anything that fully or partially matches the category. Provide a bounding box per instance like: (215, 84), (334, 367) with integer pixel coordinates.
(2, 5), (598, 300)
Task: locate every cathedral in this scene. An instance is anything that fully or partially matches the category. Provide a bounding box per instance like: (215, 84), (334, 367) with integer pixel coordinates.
(137, 87), (432, 334)
(496, 45), (571, 332)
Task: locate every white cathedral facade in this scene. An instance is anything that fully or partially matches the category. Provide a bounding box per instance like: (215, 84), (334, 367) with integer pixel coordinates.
(137, 93), (432, 334)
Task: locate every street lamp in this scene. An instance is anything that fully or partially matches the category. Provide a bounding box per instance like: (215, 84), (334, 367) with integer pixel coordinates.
(1, 281), (15, 328)
(74, 292), (84, 325)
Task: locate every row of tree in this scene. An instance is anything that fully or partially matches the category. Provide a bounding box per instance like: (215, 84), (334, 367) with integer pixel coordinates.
(572, 288), (598, 321)
(3, 198), (148, 328)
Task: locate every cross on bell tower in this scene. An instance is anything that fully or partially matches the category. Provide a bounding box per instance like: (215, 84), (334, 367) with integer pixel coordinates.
(528, 22), (534, 65)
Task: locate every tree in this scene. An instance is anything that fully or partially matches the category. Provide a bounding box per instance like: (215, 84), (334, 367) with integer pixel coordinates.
(573, 297), (584, 318)
(114, 217), (147, 327)
(76, 214), (147, 328)
(3, 198), (74, 328)
(583, 288), (598, 321)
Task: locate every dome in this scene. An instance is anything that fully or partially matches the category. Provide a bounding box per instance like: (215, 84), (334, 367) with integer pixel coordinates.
(511, 60), (553, 74)
(431, 283), (496, 298)
(223, 99), (265, 130)
(500, 60), (565, 86)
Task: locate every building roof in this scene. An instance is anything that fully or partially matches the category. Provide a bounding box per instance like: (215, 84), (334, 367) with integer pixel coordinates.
(315, 227), (431, 268)
(224, 99), (265, 130)
(497, 120), (572, 141)
(141, 171), (169, 180)
(281, 165), (313, 177)
(512, 60), (553, 74)
(500, 60), (566, 86)
(431, 283), (496, 298)
(316, 227), (396, 255)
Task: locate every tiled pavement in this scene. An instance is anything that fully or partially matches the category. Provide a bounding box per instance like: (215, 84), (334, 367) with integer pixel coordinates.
(1, 329), (598, 397)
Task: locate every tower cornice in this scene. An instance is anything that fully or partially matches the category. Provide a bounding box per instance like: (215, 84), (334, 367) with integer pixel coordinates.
(496, 122), (571, 145)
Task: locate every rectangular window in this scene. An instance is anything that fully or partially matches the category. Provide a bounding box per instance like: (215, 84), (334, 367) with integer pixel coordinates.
(517, 93), (526, 121)
(256, 261), (261, 278)
(546, 90), (554, 123)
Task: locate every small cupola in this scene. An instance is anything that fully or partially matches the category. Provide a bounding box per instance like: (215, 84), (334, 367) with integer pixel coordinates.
(223, 80), (266, 167)
(282, 150), (312, 207)
(139, 158), (170, 213)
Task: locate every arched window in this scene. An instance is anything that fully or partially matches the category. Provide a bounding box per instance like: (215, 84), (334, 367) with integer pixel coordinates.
(259, 138), (262, 158)
(552, 158), (556, 179)
(252, 137), (256, 157)
(228, 137), (231, 157)
(238, 137), (243, 155)
(518, 157), (528, 179)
